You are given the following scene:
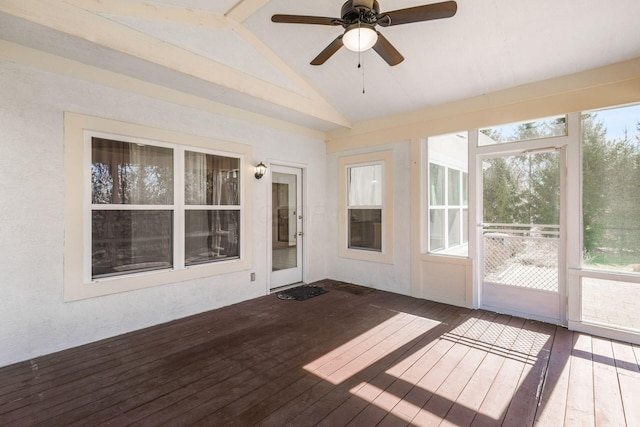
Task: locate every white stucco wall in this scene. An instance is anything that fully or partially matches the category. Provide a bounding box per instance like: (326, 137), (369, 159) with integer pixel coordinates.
(0, 60), (327, 367)
(326, 142), (412, 296)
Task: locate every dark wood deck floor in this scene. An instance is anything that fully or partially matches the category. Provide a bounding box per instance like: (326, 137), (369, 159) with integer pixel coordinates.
(2, 279), (639, 426)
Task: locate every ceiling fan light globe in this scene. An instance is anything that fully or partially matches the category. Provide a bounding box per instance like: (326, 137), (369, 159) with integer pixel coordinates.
(343, 24), (378, 52)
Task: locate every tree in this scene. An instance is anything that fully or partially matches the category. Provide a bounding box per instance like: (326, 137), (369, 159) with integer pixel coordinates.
(581, 113), (608, 254)
(581, 112), (640, 264)
(483, 157), (521, 223)
(529, 152), (560, 226)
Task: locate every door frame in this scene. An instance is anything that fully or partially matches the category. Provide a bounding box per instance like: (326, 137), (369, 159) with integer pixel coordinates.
(475, 136), (568, 325)
(267, 162), (307, 292)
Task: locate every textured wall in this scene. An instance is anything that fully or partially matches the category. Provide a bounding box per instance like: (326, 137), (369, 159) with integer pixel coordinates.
(0, 60), (327, 367)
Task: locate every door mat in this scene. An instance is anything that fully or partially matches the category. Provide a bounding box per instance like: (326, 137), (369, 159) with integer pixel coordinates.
(276, 285), (327, 301)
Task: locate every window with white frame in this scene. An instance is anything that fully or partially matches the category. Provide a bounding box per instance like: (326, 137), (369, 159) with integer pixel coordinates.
(427, 132), (469, 256)
(91, 138), (175, 278)
(347, 163), (383, 252)
(338, 151), (393, 264)
(90, 135), (242, 279)
(64, 113), (252, 301)
(184, 151), (240, 267)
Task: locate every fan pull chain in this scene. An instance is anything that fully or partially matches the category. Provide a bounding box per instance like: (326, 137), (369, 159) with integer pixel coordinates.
(360, 51), (366, 94)
(356, 20), (365, 94)
(357, 54), (366, 94)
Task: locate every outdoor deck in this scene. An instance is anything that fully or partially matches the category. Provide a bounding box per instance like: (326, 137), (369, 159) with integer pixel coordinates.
(1, 279), (639, 426)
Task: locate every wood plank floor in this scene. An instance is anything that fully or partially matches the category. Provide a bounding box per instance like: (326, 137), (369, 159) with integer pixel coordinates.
(1, 279), (639, 426)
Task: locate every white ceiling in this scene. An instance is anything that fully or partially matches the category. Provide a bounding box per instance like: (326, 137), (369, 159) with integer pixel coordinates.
(1, 0), (639, 132)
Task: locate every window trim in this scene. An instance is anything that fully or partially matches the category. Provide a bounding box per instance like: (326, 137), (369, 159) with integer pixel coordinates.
(64, 113), (253, 301)
(338, 151), (393, 264)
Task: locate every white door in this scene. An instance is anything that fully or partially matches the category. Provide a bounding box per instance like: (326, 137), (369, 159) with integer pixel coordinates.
(480, 148), (566, 324)
(270, 165), (303, 289)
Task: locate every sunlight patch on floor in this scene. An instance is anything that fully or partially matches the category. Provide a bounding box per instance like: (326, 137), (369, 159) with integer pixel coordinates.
(349, 381), (417, 422)
(304, 312), (442, 385)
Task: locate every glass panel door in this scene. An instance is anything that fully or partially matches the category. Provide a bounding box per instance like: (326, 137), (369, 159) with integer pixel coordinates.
(270, 166), (303, 289)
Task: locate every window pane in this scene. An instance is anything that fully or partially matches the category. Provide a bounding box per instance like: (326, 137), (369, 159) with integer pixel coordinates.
(185, 152), (240, 206)
(479, 115), (567, 146)
(92, 138), (173, 205)
(92, 210), (172, 278)
(462, 172), (468, 205)
(448, 209), (461, 247)
(185, 210), (240, 266)
(349, 208), (382, 251)
(582, 104), (640, 273)
(448, 169), (461, 206)
(272, 172), (298, 271)
(429, 209), (445, 251)
(463, 208), (469, 244)
(348, 164), (382, 206)
(429, 164), (445, 205)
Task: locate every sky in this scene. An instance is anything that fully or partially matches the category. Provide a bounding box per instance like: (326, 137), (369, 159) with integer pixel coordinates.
(588, 103), (640, 141)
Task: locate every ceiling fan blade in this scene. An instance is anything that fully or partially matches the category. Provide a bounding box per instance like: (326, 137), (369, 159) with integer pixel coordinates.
(311, 35), (344, 65)
(373, 32), (404, 66)
(378, 1), (457, 27)
(272, 14), (343, 26)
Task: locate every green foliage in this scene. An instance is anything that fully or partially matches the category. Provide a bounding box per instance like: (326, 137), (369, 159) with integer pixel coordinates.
(581, 113), (608, 252)
(583, 114), (640, 263)
(482, 157), (522, 224)
(483, 151), (560, 227)
(528, 152), (560, 225)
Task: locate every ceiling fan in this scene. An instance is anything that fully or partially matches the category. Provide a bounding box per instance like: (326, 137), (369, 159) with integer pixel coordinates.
(271, 0), (458, 66)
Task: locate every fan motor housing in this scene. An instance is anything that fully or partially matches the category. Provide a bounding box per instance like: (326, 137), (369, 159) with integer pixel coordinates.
(341, 0), (380, 22)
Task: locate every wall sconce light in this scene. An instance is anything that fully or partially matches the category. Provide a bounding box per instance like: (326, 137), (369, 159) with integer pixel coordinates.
(254, 162), (267, 179)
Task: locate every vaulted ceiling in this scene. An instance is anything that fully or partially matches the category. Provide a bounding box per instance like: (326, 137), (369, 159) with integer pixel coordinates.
(1, 0), (639, 133)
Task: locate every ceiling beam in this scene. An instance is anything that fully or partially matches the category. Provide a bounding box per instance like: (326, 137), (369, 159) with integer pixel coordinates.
(227, 21), (338, 111)
(63, 0), (341, 112)
(63, 0), (347, 127)
(225, 0), (270, 23)
(2, 0), (350, 128)
(223, 1), (345, 126)
(62, 0), (230, 29)
(0, 40), (326, 140)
